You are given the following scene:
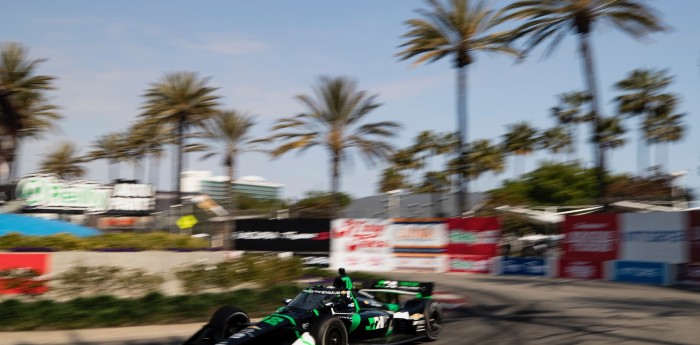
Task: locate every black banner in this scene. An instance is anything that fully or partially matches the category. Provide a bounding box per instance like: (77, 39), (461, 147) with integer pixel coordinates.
(233, 219), (331, 253)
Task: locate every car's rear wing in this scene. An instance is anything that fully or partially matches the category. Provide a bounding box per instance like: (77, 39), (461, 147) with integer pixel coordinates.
(361, 280), (434, 297)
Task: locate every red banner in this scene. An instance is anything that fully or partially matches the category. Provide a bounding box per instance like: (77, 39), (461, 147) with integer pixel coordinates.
(689, 211), (700, 263)
(0, 253), (49, 294)
(558, 259), (604, 280)
(448, 254), (492, 273)
(562, 214), (618, 261)
(447, 217), (500, 257)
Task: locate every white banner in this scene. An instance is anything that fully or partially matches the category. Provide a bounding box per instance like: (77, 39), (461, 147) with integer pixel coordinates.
(620, 212), (688, 264)
(330, 219), (394, 272)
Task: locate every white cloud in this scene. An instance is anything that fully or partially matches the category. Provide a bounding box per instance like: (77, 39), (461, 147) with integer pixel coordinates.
(174, 33), (269, 57)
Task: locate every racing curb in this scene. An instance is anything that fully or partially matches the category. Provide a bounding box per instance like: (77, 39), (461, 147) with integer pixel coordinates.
(1, 323), (204, 345)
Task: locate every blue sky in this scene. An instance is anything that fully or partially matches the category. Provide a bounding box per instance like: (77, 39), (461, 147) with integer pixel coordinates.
(3, 0), (698, 200)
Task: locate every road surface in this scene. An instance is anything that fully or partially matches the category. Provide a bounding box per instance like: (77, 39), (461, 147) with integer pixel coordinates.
(4, 273), (699, 345)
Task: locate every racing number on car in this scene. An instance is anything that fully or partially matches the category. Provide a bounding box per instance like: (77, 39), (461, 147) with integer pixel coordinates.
(366, 316), (389, 330)
(263, 316), (285, 326)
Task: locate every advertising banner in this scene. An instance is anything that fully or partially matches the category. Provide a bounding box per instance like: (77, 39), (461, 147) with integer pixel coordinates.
(233, 219), (331, 253)
(15, 174), (155, 215)
(293, 253), (330, 267)
(500, 257), (548, 276)
(609, 260), (672, 286)
(689, 211), (700, 263)
(393, 255), (448, 272)
(0, 253), (49, 294)
(562, 214), (618, 261)
(447, 217), (500, 257)
(620, 212), (687, 264)
(679, 263), (700, 285)
(390, 220), (448, 254)
(448, 254), (492, 273)
(330, 219), (393, 271)
(389, 219), (447, 272)
(558, 259), (604, 280)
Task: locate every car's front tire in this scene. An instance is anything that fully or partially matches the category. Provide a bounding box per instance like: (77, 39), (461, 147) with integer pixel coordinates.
(309, 315), (348, 345)
(183, 306), (250, 345)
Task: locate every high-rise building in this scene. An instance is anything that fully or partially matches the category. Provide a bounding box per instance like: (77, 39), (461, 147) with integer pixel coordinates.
(194, 174), (283, 201)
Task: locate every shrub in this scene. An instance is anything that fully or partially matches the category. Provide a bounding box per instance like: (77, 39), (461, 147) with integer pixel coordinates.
(55, 265), (164, 298)
(0, 232), (209, 251)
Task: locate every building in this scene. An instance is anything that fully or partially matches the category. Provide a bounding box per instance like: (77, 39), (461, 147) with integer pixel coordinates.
(342, 191), (487, 219)
(183, 172), (283, 202)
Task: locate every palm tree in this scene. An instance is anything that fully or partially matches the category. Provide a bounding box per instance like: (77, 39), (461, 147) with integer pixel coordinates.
(643, 94), (685, 171)
(502, 0), (666, 203)
(86, 132), (127, 182)
(200, 110), (257, 182)
(465, 138), (505, 181)
(551, 91), (589, 161)
(597, 117), (627, 165)
(502, 122), (538, 177)
(614, 68), (674, 175)
(377, 167), (410, 193)
(39, 141), (85, 180)
(0, 42), (60, 179)
(539, 126), (573, 161)
(262, 76), (401, 214)
(398, 0), (519, 215)
(140, 71), (220, 202)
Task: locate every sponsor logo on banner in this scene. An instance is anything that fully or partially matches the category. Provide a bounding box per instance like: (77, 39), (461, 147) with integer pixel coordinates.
(234, 219), (331, 253)
(330, 219), (393, 271)
(448, 255), (491, 273)
(612, 261), (667, 285)
(447, 217), (501, 257)
(0, 253), (49, 294)
(394, 255), (447, 272)
(502, 257), (547, 276)
(332, 219), (390, 252)
(562, 214), (618, 261)
(689, 211), (700, 263)
(559, 259), (603, 280)
(620, 212), (688, 264)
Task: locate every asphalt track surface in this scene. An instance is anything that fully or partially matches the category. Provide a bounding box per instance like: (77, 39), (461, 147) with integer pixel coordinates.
(4, 273), (700, 345)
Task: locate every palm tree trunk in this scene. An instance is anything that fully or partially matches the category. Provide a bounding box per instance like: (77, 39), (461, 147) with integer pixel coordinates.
(7, 135), (19, 181)
(637, 119), (650, 176)
(456, 66), (469, 216)
(176, 115), (185, 204)
(149, 155), (160, 190)
(579, 33), (607, 206)
(330, 150), (341, 217)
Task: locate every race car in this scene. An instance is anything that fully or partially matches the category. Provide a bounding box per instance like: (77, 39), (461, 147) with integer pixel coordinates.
(183, 278), (443, 345)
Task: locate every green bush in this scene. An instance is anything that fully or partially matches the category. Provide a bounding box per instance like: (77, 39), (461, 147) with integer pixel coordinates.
(0, 232), (209, 251)
(55, 265), (164, 298)
(175, 254), (306, 293)
(0, 284), (301, 331)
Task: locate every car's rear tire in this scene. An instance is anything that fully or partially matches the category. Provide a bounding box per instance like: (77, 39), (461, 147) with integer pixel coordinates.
(310, 315), (348, 345)
(424, 299), (443, 341)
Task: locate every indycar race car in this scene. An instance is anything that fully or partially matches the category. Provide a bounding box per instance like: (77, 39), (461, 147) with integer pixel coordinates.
(183, 278), (443, 345)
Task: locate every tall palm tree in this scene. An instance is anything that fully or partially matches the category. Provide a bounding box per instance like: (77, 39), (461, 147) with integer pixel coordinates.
(540, 126), (573, 161)
(502, 0), (666, 203)
(140, 71), (220, 203)
(200, 110), (257, 182)
(597, 116), (627, 165)
(502, 121), (538, 177)
(398, 0), (519, 215)
(39, 141), (85, 180)
(377, 167), (410, 193)
(0, 42), (60, 179)
(464, 138), (505, 181)
(551, 91), (589, 161)
(86, 132), (126, 182)
(643, 94), (684, 171)
(262, 76), (401, 214)
(614, 68), (673, 175)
